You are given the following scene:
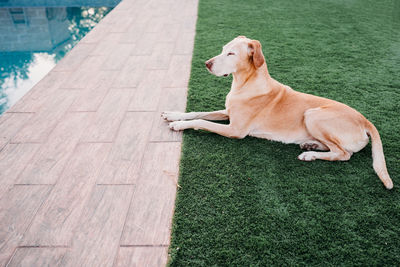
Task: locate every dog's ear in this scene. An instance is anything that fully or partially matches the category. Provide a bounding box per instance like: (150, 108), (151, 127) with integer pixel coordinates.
(248, 40), (265, 68)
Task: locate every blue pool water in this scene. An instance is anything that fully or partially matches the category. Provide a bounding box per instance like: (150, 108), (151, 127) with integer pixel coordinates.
(0, 1), (120, 114)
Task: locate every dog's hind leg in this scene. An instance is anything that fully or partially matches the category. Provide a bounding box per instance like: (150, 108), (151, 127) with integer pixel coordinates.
(298, 147), (352, 161)
(298, 106), (365, 161)
(298, 134), (352, 161)
(162, 110), (228, 122)
(300, 140), (329, 151)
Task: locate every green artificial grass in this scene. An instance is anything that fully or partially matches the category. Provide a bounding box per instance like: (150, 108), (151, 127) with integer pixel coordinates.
(169, 0), (400, 265)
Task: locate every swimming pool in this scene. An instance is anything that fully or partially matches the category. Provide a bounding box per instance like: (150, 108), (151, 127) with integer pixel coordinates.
(0, 0), (120, 114)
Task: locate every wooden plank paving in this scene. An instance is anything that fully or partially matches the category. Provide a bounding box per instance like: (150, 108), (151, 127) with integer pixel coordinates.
(0, 0), (198, 265)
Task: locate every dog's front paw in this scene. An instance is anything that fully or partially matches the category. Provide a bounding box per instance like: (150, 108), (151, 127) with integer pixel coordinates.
(169, 121), (187, 131)
(162, 111), (185, 122)
(298, 152), (318, 161)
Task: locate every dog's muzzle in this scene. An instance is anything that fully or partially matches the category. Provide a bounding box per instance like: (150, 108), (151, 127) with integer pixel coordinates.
(205, 60), (213, 71)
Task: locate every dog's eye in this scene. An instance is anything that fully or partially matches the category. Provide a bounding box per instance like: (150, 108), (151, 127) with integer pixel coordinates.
(227, 52), (235, 56)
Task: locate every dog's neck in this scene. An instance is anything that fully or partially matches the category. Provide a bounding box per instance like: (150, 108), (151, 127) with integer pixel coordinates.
(231, 63), (270, 92)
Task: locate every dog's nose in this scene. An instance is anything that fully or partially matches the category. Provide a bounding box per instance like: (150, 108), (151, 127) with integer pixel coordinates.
(205, 60), (213, 70)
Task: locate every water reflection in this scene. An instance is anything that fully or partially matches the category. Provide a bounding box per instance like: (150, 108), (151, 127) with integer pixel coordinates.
(0, 6), (114, 113)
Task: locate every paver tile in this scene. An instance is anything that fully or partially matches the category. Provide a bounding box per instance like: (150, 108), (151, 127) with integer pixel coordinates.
(143, 17), (167, 33)
(12, 90), (78, 143)
(183, 0), (199, 18)
(115, 247), (168, 267)
(52, 43), (96, 72)
(129, 32), (158, 55)
(0, 185), (51, 266)
(90, 33), (124, 56)
(182, 15), (198, 33)
(0, 144), (41, 184)
(107, 13), (136, 33)
(112, 56), (147, 88)
(17, 112), (93, 184)
(155, 23), (181, 43)
(0, 113), (32, 150)
(9, 71), (69, 113)
(174, 31), (195, 55)
(80, 89), (133, 142)
(7, 248), (67, 267)
(163, 55), (193, 88)
(60, 55), (107, 89)
(146, 42), (175, 70)
(60, 185), (133, 267)
(101, 43), (134, 70)
(149, 87), (187, 142)
(120, 142), (181, 245)
(80, 23), (113, 44)
(0, 184), (12, 199)
(128, 70), (167, 111)
(97, 112), (153, 184)
(22, 143), (112, 246)
(69, 71), (117, 112)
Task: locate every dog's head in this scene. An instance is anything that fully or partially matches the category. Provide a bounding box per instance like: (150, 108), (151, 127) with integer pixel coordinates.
(205, 36), (265, 77)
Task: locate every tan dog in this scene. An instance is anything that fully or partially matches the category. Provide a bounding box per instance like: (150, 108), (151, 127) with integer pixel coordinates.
(162, 36), (393, 189)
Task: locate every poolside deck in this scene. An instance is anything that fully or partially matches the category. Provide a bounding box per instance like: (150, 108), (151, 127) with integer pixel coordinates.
(0, 0), (197, 265)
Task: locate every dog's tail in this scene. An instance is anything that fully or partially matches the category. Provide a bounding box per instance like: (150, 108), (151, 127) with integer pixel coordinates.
(365, 121), (393, 189)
